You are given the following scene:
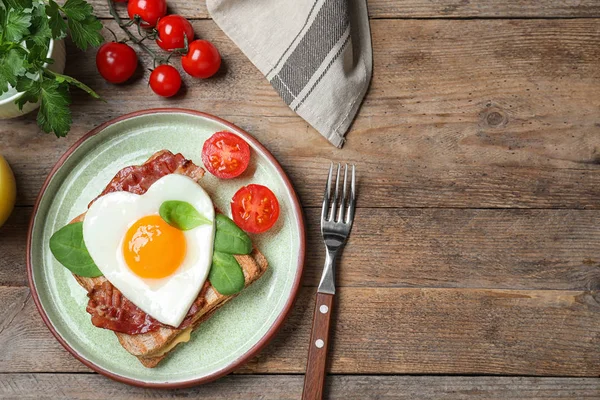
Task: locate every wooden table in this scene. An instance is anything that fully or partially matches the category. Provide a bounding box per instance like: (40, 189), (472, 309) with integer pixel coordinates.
(2, 0), (600, 398)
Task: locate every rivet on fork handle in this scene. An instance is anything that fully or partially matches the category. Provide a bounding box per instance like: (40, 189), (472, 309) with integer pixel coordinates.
(302, 292), (334, 400)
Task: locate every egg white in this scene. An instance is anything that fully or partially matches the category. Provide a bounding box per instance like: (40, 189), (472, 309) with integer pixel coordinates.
(83, 174), (215, 327)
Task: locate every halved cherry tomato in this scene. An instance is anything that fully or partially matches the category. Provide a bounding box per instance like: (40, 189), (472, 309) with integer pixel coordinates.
(181, 40), (221, 79)
(96, 42), (138, 84)
(201, 131), (250, 179)
(149, 65), (181, 97)
(231, 184), (280, 233)
(127, 0), (167, 28)
(156, 15), (194, 51)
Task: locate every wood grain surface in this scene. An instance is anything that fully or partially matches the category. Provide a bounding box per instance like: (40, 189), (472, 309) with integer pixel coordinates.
(1, 375), (599, 399)
(85, 0), (600, 19)
(3, 19), (600, 208)
(1, 286), (599, 376)
(1, 0), (600, 397)
(3, 207), (600, 290)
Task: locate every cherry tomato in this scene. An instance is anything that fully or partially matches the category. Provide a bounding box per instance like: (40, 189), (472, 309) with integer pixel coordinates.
(201, 131), (250, 179)
(231, 184), (280, 233)
(127, 0), (166, 28)
(96, 42), (138, 84)
(156, 15), (194, 51)
(149, 65), (181, 97)
(181, 40), (221, 79)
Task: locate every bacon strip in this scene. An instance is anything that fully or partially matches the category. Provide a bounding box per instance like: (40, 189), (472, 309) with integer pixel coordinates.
(87, 281), (209, 334)
(87, 281), (162, 335)
(84, 151), (208, 335)
(89, 150), (204, 207)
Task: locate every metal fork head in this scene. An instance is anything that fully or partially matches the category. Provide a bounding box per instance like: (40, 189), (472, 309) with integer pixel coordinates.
(321, 163), (356, 251)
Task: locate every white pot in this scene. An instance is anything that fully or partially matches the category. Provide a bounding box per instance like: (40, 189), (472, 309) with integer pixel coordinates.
(0, 39), (66, 119)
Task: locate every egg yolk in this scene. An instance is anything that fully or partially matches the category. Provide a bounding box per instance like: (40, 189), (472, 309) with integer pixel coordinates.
(122, 215), (186, 279)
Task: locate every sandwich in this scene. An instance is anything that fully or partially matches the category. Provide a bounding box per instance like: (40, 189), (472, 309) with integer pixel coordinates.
(49, 149), (269, 367)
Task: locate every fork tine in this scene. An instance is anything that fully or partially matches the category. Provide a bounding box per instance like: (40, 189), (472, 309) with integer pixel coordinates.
(321, 163), (333, 223)
(337, 164), (348, 222)
(329, 163), (341, 221)
(346, 165), (356, 224)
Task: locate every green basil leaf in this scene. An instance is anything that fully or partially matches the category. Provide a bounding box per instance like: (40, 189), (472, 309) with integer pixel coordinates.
(209, 251), (245, 295)
(49, 222), (103, 277)
(214, 214), (252, 255)
(159, 200), (211, 230)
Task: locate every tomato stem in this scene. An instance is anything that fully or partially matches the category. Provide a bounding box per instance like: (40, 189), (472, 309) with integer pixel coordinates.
(106, 0), (166, 64)
(104, 26), (119, 42)
(169, 33), (189, 56)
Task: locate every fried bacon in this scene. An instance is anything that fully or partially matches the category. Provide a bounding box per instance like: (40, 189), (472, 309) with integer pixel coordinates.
(89, 150), (204, 207)
(86, 281), (209, 334)
(87, 281), (162, 335)
(83, 150), (208, 334)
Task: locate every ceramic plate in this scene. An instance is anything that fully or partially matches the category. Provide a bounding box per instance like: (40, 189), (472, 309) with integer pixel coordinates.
(27, 109), (305, 388)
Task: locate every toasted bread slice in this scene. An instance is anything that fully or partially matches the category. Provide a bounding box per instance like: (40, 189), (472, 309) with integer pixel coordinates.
(70, 152), (268, 367)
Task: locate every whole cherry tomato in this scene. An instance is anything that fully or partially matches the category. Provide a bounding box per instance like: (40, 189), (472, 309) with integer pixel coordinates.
(149, 65), (181, 97)
(156, 15), (194, 51)
(201, 131), (250, 179)
(231, 184), (280, 233)
(181, 40), (221, 79)
(96, 42), (138, 84)
(127, 0), (167, 28)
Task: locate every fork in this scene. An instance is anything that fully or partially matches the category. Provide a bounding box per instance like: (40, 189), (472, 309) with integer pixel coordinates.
(302, 163), (356, 400)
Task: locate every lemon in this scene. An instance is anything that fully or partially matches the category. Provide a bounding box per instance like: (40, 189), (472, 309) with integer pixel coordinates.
(0, 155), (16, 228)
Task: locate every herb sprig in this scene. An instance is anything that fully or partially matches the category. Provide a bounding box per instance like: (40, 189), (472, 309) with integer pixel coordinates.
(0, 0), (104, 137)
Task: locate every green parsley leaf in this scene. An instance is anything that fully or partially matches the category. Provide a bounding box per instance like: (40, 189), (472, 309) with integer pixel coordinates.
(62, 0), (93, 21)
(46, 0), (67, 40)
(51, 71), (102, 100)
(25, 43), (49, 70)
(3, 0), (33, 11)
(37, 78), (72, 137)
(0, 5), (6, 31)
(3, 7), (31, 42)
(67, 15), (103, 50)
(15, 75), (36, 93)
(0, 48), (27, 94)
(1, 0), (102, 137)
(27, 2), (52, 50)
(15, 76), (40, 110)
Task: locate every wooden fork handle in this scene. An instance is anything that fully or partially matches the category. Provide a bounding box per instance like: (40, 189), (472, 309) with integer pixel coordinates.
(302, 292), (334, 400)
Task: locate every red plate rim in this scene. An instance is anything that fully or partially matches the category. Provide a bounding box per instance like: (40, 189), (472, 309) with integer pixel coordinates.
(26, 108), (306, 388)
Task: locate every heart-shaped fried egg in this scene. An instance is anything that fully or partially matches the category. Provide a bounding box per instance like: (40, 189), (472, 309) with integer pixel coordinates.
(83, 174), (215, 327)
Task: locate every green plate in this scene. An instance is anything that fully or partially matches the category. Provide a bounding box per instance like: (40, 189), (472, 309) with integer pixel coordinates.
(27, 109), (305, 388)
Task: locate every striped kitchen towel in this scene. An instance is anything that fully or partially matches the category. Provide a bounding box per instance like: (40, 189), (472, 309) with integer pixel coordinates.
(206, 0), (373, 147)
